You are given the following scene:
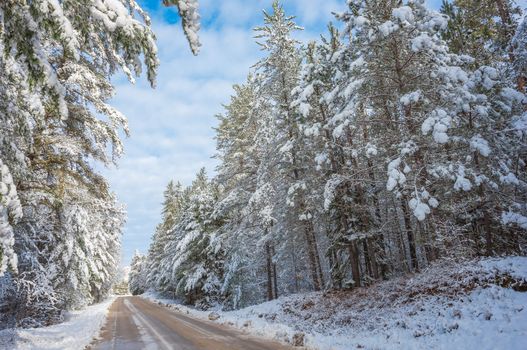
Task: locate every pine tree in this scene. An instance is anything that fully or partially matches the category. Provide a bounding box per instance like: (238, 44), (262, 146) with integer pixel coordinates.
(0, 160), (22, 276)
(146, 181), (185, 291)
(214, 77), (267, 306)
(163, 0), (201, 54)
(129, 251), (148, 295)
(440, 0), (520, 65)
(140, 0), (527, 313)
(0, 0), (201, 327)
(254, 0), (324, 292)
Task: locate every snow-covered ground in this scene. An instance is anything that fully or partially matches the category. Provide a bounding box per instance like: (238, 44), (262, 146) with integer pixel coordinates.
(144, 256), (527, 350)
(0, 297), (115, 350)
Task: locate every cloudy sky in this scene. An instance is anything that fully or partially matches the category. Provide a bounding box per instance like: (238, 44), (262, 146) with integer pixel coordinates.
(105, 0), (520, 265)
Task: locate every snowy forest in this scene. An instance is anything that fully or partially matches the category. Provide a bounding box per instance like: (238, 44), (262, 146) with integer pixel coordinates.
(128, 0), (527, 313)
(0, 0), (526, 342)
(0, 0), (199, 328)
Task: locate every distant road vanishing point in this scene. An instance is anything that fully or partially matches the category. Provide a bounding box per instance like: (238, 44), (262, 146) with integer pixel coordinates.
(89, 296), (294, 350)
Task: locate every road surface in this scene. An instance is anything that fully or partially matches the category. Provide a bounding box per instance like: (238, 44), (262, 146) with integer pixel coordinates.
(89, 296), (295, 350)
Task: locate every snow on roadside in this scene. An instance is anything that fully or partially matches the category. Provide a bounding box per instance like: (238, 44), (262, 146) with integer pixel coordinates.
(143, 256), (527, 350)
(479, 255), (527, 281)
(0, 297), (115, 350)
(143, 292), (299, 345)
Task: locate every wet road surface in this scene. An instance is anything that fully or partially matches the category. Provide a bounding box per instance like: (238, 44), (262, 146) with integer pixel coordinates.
(89, 296), (295, 350)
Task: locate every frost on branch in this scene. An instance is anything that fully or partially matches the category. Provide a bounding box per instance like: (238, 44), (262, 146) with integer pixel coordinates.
(0, 159), (22, 276)
(163, 0), (201, 55)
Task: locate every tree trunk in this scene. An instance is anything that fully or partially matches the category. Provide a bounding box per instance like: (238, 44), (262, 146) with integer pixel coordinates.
(265, 241), (274, 301)
(401, 198), (419, 272)
(427, 219), (440, 262)
(311, 227), (325, 289)
(418, 221), (433, 265)
(363, 128), (388, 278)
(290, 244), (300, 293)
(367, 237), (379, 279)
(328, 249), (342, 289)
(518, 76), (526, 93)
(484, 209), (493, 256)
(362, 239), (373, 282)
(303, 221), (324, 291)
(304, 225), (321, 291)
(348, 240), (361, 287)
(272, 244), (278, 299)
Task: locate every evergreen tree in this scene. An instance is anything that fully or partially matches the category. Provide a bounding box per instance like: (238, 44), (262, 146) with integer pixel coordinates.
(129, 251), (148, 296)
(0, 160), (22, 276)
(254, 0), (325, 293)
(0, 0), (201, 328)
(141, 0), (526, 313)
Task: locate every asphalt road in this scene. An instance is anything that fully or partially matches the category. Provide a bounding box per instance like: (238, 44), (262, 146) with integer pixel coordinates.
(89, 296), (294, 350)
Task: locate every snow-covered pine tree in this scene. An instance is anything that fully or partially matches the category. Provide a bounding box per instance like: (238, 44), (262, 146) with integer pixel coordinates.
(439, 0), (527, 253)
(140, 0), (526, 313)
(334, 0), (526, 265)
(146, 224), (165, 290)
(254, 0), (325, 293)
(163, 0), (201, 54)
(0, 0), (201, 328)
(146, 181), (185, 292)
(332, 0), (462, 272)
(441, 0), (525, 91)
(129, 251), (148, 295)
(214, 77), (269, 307)
(53, 189), (124, 309)
(0, 160), (22, 277)
(291, 22), (381, 288)
(182, 170), (225, 307)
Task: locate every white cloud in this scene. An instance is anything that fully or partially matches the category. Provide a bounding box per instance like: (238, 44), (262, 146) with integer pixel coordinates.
(105, 18), (264, 264)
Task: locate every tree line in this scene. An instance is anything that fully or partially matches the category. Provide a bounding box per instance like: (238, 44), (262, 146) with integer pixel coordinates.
(0, 0), (199, 328)
(130, 0), (527, 310)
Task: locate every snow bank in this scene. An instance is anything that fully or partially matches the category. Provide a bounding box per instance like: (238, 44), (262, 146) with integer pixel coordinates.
(144, 256), (527, 350)
(0, 297), (115, 350)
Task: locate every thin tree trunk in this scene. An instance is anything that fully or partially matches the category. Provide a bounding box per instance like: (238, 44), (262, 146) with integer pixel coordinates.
(290, 243), (300, 293)
(418, 221), (432, 265)
(362, 239), (373, 282)
(518, 76), (526, 93)
(484, 209), (493, 256)
(306, 220), (324, 290)
(363, 127), (388, 278)
(427, 218), (440, 261)
(367, 237), (379, 279)
(311, 227), (325, 289)
(349, 240), (361, 287)
(304, 224), (322, 291)
(272, 243), (278, 299)
(401, 198), (419, 272)
(328, 249), (342, 289)
(265, 240), (274, 301)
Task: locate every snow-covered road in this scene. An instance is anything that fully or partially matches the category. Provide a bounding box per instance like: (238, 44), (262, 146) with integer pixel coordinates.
(89, 296), (294, 350)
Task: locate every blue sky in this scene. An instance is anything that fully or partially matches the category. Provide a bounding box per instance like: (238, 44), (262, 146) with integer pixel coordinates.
(104, 0), (522, 265)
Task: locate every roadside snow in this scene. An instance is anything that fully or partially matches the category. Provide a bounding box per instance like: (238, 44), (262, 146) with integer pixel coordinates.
(0, 297), (115, 350)
(144, 256), (527, 350)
